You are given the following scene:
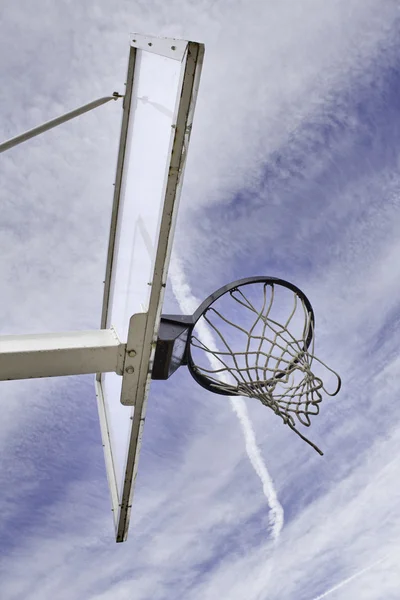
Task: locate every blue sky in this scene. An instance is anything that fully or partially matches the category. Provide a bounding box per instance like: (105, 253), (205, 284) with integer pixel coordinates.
(1, 0), (400, 598)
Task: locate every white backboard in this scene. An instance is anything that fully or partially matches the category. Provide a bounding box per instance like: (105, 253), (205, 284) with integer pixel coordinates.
(95, 34), (204, 542)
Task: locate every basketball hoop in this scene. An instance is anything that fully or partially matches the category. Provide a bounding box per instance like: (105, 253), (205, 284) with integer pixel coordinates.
(153, 277), (341, 455)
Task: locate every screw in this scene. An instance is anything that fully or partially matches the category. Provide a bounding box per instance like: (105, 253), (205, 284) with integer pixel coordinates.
(171, 45), (176, 50)
(125, 366), (134, 374)
(128, 350), (136, 358)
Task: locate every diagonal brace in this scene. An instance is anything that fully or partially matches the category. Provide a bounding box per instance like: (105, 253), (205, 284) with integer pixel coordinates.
(0, 93), (123, 154)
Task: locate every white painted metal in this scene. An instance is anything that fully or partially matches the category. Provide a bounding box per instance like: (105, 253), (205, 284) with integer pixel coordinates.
(95, 379), (120, 526)
(99, 57), (136, 334)
(130, 33), (187, 61)
(0, 95), (121, 154)
(119, 313), (147, 406)
(95, 35), (204, 543)
(117, 40), (205, 542)
(0, 329), (125, 380)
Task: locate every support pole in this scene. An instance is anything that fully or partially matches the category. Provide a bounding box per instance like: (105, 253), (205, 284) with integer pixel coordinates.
(0, 329), (126, 380)
(0, 93), (122, 154)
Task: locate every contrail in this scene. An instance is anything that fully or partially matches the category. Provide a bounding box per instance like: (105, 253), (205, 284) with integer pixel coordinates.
(310, 555), (387, 600)
(169, 257), (284, 540)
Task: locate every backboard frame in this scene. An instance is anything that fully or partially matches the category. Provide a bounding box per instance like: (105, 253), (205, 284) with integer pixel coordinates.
(95, 33), (205, 542)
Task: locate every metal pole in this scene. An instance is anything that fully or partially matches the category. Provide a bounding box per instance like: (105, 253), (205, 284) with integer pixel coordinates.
(0, 92), (122, 154)
(0, 328), (126, 379)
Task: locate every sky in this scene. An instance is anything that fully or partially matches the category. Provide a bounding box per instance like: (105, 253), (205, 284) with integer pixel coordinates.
(1, 0), (400, 598)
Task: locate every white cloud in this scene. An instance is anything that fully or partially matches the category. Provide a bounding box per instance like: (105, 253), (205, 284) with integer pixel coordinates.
(170, 256), (284, 540)
(309, 555), (388, 600)
(0, 0), (400, 599)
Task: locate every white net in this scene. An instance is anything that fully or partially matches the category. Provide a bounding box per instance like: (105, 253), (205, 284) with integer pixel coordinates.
(188, 281), (341, 454)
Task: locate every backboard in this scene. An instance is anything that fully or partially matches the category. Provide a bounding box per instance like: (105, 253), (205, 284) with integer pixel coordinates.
(94, 34), (204, 542)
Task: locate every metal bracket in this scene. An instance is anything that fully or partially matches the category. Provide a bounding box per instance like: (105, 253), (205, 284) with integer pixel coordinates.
(152, 315), (194, 380)
(130, 33), (188, 61)
(120, 313), (148, 406)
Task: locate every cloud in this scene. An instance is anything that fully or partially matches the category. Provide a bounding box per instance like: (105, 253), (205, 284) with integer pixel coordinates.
(170, 256), (284, 540)
(309, 555), (388, 600)
(1, 0), (400, 599)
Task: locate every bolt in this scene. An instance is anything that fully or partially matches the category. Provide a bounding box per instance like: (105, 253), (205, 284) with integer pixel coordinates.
(125, 366), (134, 374)
(128, 350), (136, 358)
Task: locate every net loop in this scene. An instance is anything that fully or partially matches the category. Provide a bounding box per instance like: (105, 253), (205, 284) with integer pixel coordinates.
(188, 281), (341, 455)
